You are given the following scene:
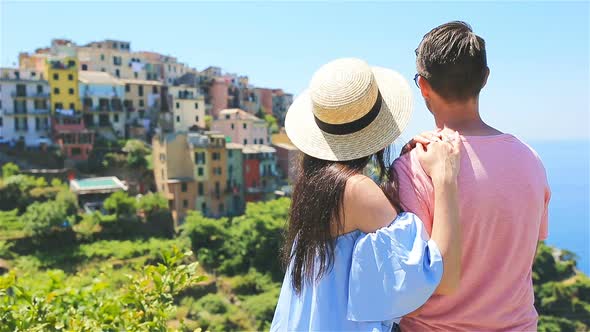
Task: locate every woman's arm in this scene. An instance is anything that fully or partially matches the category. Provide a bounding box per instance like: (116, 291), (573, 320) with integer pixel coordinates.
(342, 174), (398, 234)
(415, 132), (462, 295)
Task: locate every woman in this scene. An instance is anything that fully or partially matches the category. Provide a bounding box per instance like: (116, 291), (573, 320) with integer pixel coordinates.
(271, 58), (461, 331)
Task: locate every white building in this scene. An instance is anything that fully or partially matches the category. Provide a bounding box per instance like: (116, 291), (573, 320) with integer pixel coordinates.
(169, 85), (206, 132)
(0, 68), (52, 146)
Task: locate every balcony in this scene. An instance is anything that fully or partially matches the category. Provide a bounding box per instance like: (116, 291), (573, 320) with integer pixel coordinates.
(2, 109), (27, 115)
(49, 60), (76, 70)
(82, 98), (124, 112)
(11, 92), (49, 98)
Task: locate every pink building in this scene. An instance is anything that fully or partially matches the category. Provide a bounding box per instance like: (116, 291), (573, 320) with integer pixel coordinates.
(256, 88), (274, 115)
(209, 77), (229, 118)
(212, 109), (269, 145)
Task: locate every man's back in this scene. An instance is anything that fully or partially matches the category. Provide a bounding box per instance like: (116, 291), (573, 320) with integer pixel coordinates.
(395, 133), (550, 331)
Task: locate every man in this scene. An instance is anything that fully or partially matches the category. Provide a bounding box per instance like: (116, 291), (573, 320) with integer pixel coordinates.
(395, 21), (551, 331)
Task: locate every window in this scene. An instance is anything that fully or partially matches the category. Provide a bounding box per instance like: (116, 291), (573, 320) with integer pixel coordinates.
(176, 102), (180, 109)
(55, 102), (63, 110)
(139, 100), (144, 107)
(201, 202), (207, 213)
(53, 88), (60, 94)
(183, 200), (188, 208)
(228, 150), (233, 158)
(243, 139), (247, 145)
(125, 84), (130, 92)
(195, 103), (199, 109)
(115, 69), (120, 77)
(81, 64), (88, 71)
(68, 74), (73, 81)
(35, 117), (40, 130)
(225, 115), (230, 120)
(100, 54), (105, 61)
(243, 123), (247, 129)
(71, 147), (82, 156)
(53, 73), (59, 80)
(0, 117), (3, 127)
(198, 183), (204, 195)
(134, 72), (138, 79)
(181, 183), (187, 192)
(37, 85), (43, 94)
(231, 124), (235, 130)
(101, 68), (106, 72)
(195, 116), (199, 122)
(138, 85), (144, 96)
(68, 60), (75, 67)
(113, 56), (122, 66)
(114, 114), (119, 122)
(68, 88), (74, 95)
(253, 139), (257, 144)
(198, 167), (204, 176)
(219, 204), (224, 214)
(176, 116), (180, 122)
(152, 86), (158, 93)
(69, 103), (75, 110)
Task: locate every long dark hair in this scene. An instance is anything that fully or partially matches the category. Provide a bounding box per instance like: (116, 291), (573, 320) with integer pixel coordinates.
(281, 146), (402, 293)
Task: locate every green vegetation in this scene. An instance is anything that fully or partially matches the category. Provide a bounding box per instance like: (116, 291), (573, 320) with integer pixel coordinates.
(0, 168), (587, 330)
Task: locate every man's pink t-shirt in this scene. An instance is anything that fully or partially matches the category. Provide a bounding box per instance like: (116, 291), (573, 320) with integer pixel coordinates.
(395, 134), (550, 332)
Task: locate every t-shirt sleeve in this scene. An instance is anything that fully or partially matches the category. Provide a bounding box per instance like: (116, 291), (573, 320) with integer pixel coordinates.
(393, 152), (434, 234)
(347, 212), (443, 322)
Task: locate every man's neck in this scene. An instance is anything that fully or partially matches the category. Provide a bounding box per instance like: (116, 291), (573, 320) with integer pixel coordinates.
(432, 99), (501, 136)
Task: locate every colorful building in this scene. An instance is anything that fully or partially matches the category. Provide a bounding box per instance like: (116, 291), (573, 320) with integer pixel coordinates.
(225, 142), (245, 216)
(152, 132), (197, 225)
(209, 77), (229, 118)
(169, 85), (206, 132)
(0, 68), (51, 147)
(119, 78), (165, 139)
(47, 56), (95, 161)
(243, 144), (277, 202)
(78, 71), (126, 139)
(212, 108), (269, 145)
(272, 89), (294, 126)
(187, 132), (209, 215)
(205, 131), (228, 218)
(273, 142), (299, 184)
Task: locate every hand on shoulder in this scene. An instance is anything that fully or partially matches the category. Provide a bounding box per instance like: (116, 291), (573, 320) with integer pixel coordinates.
(343, 174), (398, 234)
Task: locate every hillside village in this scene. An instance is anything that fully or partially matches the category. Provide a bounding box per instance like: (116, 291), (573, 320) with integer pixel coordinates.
(0, 38), (298, 226)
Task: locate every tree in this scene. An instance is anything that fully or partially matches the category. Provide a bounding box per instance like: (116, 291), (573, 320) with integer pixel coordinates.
(264, 114), (279, 134)
(1, 163), (19, 178)
(21, 200), (70, 235)
(103, 191), (137, 217)
(205, 115), (213, 130)
(123, 139), (149, 169)
(138, 192), (168, 217)
(181, 211), (229, 269)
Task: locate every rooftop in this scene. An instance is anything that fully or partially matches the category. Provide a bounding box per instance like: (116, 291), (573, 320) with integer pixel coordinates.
(217, 108), (263, 122)
(243, 144), (276, 154)
(119, 78), (163, 86)
(79, 71), (123, 85)
(70, 176), (128, 195)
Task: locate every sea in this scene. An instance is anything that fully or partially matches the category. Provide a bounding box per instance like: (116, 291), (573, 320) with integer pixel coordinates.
(530, 140), (590, 275)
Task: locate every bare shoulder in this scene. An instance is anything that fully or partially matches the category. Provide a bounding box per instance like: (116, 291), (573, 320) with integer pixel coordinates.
(343, 174), (398, 234)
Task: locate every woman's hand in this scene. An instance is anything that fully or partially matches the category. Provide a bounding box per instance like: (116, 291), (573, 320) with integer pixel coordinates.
(416, 131), (461, 185)
(399, 130), (443, 156)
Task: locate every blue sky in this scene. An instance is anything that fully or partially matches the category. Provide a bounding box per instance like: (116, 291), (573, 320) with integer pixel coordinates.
(1, 1), (588, 142)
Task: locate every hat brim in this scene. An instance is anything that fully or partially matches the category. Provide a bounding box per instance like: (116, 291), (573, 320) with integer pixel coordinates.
(285, 66), (413, 161)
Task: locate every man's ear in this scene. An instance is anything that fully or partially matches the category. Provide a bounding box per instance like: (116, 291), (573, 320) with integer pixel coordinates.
(481, 67), (490, 89)
(418, 76), (431, 99)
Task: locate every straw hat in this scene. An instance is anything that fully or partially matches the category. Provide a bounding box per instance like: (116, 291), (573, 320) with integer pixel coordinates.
(285, 58), (413, 161)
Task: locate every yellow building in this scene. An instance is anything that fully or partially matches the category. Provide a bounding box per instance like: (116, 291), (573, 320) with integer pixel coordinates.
(47, 56), (81, 114)
(152, 132), (197, 226)
(205, 131), (228, 217)
(187, 133), (209, 215)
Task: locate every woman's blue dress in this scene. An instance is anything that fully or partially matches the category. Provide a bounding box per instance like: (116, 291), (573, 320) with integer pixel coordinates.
(271, 212), (443, 331)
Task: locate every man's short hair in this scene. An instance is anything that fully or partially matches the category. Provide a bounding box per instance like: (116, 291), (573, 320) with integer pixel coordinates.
(416, 21), (488, 101)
